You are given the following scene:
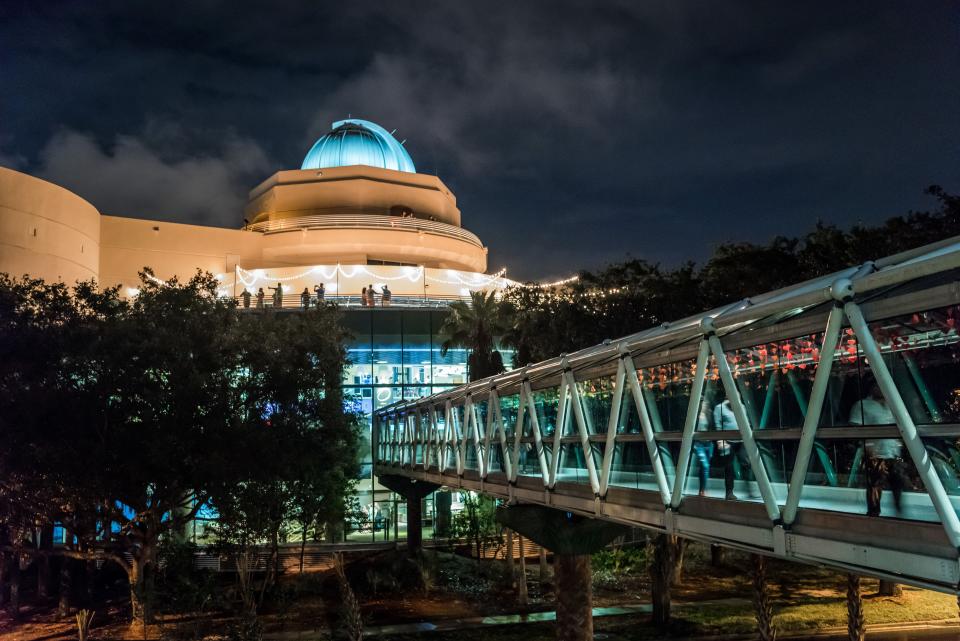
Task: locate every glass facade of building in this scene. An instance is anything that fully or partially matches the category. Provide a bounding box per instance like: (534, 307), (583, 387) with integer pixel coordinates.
(341, 308), (468, 475)
(342, 307), (485, 542)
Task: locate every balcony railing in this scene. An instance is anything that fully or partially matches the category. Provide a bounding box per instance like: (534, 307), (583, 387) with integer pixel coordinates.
(236, 293), (470, 310)
(243, 213), (484, 248)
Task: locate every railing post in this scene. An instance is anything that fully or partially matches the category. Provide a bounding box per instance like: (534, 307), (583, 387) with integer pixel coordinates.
(623, 354), (672, 505)
(550, 371), (571, 488)
(707, 322), (782, 523)
(564, 370), (601, 495)
(599, 357), (627, 496)
(783, 300), (845, 525)
(670, 338), (711, 508)
(523, 380), (552, 487)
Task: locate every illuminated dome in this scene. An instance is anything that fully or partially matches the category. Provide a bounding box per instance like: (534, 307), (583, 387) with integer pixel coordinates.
(301, 119), (416, 173)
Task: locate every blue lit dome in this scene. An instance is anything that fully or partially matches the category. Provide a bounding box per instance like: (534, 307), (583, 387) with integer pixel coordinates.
(301, 119), (416, 173)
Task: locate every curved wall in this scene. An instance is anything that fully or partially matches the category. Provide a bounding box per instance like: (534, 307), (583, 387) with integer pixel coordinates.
(0, 167), (101, 284)
(258, 226), (487, 272)
(245, 167), (462, 227)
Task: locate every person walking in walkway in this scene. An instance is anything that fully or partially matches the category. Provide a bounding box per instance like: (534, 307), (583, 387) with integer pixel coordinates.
(269, 282), (283, 308)
(256, 288), (265, 309)
(241, 289), (251, 308)
(849, 383), (908, 516)
(314, 283), (325, 308)
(692, 392), (715, 496)
(713, 398), (748, 500)
(300, 287), (311, 310)
(381, 284), (392, 307)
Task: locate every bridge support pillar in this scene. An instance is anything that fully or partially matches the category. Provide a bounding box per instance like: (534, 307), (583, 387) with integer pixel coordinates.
(376, 475), (440, 556)
(496, 505), (630, 641)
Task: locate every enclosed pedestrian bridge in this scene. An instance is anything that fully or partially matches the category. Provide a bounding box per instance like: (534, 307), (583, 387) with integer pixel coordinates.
(373, 237), (960, 595)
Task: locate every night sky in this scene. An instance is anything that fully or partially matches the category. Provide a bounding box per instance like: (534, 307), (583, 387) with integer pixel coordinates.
(1, 2), (958, 280)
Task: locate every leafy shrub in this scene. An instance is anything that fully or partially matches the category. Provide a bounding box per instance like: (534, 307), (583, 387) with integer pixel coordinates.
(591, 546), (647, 576)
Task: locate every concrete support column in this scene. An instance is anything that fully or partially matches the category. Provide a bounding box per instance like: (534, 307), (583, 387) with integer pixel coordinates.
(435, 491), (452, 538)
(406, 494), (423, 556)
(376, 475), (440, 557)
(555, 554), (593, 641)
(496, 504), (628, 641)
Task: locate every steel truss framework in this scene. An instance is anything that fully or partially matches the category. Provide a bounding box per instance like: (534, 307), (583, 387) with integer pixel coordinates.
(374, 236), (960, 594)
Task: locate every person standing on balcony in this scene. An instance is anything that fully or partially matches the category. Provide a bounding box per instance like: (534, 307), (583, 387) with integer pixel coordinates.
(361, 287), (368, 307)
(256, 288), (265, 309)
(366, 284), (376, 307)
(382, 285), (392, 307)
(241, 289), (251, 308)
(269, 283), (283, 308)
(300, 287), (311, 310)
(849, 383), (907, 516)
(314, 283), (325, 308)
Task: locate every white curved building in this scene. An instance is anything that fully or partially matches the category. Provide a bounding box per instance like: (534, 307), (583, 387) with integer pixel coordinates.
(0, 118), (510, 303)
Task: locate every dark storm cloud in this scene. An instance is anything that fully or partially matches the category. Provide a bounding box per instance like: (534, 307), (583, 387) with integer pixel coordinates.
(1, 1), (958, 279)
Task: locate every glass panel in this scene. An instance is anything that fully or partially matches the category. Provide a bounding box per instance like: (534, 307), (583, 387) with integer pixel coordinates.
(637, 358), (696, 431)
(372, 310), (403, 386)
(500, 393), (520, 441)
(432, 311), (467, 386)
(402, 311), (432, 386)
(577, 376), (614, 435)
(532, 387), (561, 438)
(869, 305), (960, 425)
(792, 436), (943, 522)
(608, 441), (659, 492)
(516, 439), (543, 478)
(555, 443), (594, 485)
(342, 311), (372, 386)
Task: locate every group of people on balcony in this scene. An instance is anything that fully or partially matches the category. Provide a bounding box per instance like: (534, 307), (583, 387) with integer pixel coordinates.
(240, 282), (326, 310)
(692, 382), (906, 517)
(239, 281), (394, 309)
(361, 284), (392, 307)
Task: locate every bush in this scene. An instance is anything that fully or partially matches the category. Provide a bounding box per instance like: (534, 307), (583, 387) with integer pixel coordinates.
(592, 546), (647, 575)
(155, 539), (221, 615)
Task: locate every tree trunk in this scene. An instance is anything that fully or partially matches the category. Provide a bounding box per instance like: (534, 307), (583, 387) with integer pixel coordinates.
(300, 527), (308, 574)
(8, 551), (21, 620)
(83, 559), (95, 607)
(0, 551), (7, 607)
(671, 536), (689, 586)
(58, 558), (72, 619)
(878, 579), (902, 597)
(711, 544), (726, 567)
(506, 528), (517, 591)
(407, 494), (423, 557)
(435, 491), (452, 538)
(518, 535), (529, 606)
(554, 554), (593, 641)
(129, 561), (147, 629)
(38, 525), (53, 600)
(128, 545), (157, 629)
(649, 534), (674, 626)
(752, 555), (776, 641)
(540, 546), (551, 592)
(847, 574), (864, 641)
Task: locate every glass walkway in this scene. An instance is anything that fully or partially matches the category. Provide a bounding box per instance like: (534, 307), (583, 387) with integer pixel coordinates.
(373, 236), (960, 595)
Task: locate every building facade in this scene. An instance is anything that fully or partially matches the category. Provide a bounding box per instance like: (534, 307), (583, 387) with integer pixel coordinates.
(0, 118), (513, 542)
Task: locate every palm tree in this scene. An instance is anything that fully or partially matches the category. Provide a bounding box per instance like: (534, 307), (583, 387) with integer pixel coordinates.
(439, 290), (510, 381)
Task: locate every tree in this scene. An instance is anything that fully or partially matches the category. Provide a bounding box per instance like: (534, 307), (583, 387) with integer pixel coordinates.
(439, 290), (510, 381)
(0, 270), (360, 629)
(504, 186), (960, 366)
